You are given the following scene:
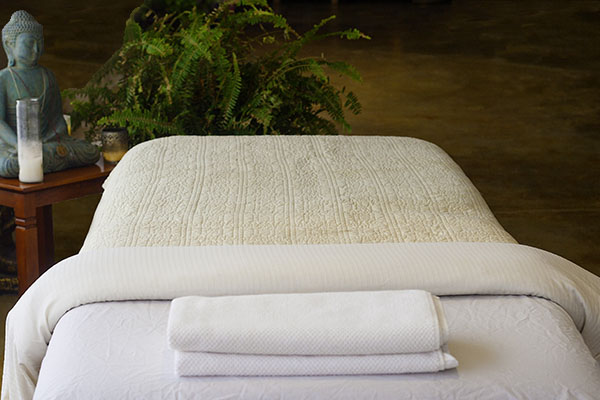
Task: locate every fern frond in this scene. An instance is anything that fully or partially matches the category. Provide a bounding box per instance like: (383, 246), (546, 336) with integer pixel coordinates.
(344, 91), (362, 115)
(321, 61), (362, 82)
(143, 37), (173, 57)
(220, 53), (243, 127)
(123, 19), (142, 43)
(338, 28), (371, 41)
(283, 16), (336, 58)
(306, 59), (327, 81)
(173, 26), (220, 90)
(99, 108), (185, 145)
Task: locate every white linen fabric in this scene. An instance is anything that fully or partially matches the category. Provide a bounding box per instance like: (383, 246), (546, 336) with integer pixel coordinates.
(174, 348), (458, 377)
(4, 242), (600, 400)
(81, 135), (515, 250)
(169, 291), (455, 377)
(168, 290), (449, 355)
(33, 298), (600, 400)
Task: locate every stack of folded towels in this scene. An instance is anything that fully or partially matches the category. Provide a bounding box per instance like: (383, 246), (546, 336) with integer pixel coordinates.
(167, 290), (458, 376)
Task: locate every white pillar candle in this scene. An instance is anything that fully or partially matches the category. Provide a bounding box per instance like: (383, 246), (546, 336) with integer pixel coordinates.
(18, 152), (43, 183)
(17, 98), (44, 183)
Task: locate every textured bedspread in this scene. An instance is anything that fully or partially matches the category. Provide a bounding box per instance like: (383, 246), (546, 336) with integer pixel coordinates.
(7, 136), (598, 399)
(3, 243), (600, 399)
(82, 136), (515, 250)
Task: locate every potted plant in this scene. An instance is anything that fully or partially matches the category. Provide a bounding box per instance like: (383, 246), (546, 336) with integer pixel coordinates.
(63, 0), (370, 147)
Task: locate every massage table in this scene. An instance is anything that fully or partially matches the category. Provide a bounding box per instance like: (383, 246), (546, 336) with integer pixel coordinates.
(3, 135), (600, 399)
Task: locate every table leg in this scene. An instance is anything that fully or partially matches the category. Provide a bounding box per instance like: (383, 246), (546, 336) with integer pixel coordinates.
(15, 209), (40, 296)
(37, 205), (54, 275)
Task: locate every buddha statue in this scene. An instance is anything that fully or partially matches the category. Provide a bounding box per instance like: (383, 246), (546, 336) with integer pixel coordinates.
(0, 10), (100, 178)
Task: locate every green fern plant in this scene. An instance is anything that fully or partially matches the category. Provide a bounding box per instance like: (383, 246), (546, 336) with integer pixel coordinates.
(63, 0), (369, 146)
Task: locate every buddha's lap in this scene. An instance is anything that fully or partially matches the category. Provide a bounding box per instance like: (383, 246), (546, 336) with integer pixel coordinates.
(0, 140), (98, 164)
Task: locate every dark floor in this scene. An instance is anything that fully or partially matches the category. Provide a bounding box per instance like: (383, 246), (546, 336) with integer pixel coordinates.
(0, 0), (598, 277)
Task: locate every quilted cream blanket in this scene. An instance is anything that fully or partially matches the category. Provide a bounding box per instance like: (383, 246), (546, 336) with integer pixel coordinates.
(81, 135), (515, 250)
(3, 243), (600, 400)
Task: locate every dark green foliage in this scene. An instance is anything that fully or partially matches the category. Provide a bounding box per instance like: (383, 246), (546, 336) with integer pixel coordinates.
(63, 0), (369, 146)
(132, 0), (219, 30)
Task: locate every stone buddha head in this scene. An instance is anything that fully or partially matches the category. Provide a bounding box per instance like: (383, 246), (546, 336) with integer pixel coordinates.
(2, 10), (44, 68)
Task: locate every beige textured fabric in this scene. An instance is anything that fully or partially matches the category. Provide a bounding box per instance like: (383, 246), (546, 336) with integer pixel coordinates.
(82, 136), (514, 251)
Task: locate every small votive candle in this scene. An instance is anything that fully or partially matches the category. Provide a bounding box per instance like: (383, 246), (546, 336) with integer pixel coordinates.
(102, 127), (128, 164)
(17, 98), (43, 183)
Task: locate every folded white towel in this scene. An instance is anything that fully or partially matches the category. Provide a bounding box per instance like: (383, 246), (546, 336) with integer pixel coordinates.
(175, 348), (458, 376)
(168, 290), (449, 356)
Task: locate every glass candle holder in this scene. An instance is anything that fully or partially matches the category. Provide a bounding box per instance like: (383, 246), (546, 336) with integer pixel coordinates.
(102, 127), (128, 164)
(16, 98), (43, 183)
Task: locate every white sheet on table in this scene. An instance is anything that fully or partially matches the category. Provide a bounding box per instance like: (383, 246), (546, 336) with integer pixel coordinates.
(34, 297), (600, 400)
(168, 290), (449, 355)
(5, 243), (600, 400)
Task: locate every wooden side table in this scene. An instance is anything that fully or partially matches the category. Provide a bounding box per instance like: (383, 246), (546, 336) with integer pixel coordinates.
(0, 160), (114, 295)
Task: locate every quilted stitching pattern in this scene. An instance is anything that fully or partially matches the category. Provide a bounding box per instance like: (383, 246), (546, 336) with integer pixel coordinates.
(82, 136), (514, 251)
